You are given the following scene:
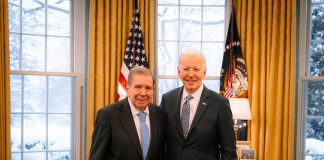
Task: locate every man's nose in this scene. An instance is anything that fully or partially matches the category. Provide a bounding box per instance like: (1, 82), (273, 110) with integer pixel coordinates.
(187, 71), (195, 76)
(138, 88), (149, 94)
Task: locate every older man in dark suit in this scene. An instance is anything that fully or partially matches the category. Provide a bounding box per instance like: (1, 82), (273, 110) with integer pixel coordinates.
(160, 50), (237, 160)
(90, 66), (166, 160)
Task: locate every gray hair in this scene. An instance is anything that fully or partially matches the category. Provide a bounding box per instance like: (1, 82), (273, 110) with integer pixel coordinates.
(178, 50), (206, 69)
(127, 66), (155, 85)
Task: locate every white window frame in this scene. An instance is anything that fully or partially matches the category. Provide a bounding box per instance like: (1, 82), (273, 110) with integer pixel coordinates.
(9, 0), (86, 159)
(155, 0), (232, 102)
(297, 0), (324, 159)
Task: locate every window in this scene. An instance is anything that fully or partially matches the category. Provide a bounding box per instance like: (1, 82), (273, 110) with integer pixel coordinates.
(8, 0), (86, 159)
(157, 0), (228, 102)
(298, 0), (324, 159)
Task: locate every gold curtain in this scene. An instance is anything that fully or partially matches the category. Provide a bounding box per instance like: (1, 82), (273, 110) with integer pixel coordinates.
(0, 0), (11, 159)
(236, 0), (296, 159)
(86, 0), (155, 158)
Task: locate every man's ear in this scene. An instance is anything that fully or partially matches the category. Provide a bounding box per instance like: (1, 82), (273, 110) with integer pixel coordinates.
(125, 84), (130, 93)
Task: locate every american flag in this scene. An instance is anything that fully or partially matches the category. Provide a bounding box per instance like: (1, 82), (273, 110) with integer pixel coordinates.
(117, 8), (148, 101)
(220, 3), (248, 98)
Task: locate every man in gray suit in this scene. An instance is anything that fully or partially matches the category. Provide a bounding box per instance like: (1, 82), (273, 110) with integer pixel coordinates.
(90, 66), (166, 160)
(160, 50), (237, 160)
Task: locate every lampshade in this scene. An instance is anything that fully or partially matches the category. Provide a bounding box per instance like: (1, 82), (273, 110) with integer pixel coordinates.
(228, 98), (252, 120)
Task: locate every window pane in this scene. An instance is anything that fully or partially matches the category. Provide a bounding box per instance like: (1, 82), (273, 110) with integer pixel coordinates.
(11, 75), (22, 112)
(47, 0), (70, 36)
(306, 119), (324, 155)
(180, 0), (201, 5)
(23, 75), (47, 113)
(48, 114), (71, 150)
(204, 0), (225, 5)
(305, 155), (324, 160)
(158, 42), (178, 75)
(47, 37), (71, 72)
(309, 42), (324, 76)
(48, 77), (72, 113)
(311, 4), (324, 41)
(8, 0), (20, 33)
(158, 0), (178, 5)
(23, 152), (46, 160)
(24, 114), (46, 151)
(22, 35), (45, 71)
(307, 81), (324, 116)
(22, 0), (45, 34)
(158, 79), (182, 104)
(158, 6), (179, 41)
(9, 33), (20, 70)
(12, 153), (21, 160)
(48, 152), (70, 160)
(202, 42), (224, 76)
(180, 6), (202, 41)
(179, 42), (201, 53)
(203, 7), (225, 41)
(11, 114), (22, 152)
(203, 79), (220, 92)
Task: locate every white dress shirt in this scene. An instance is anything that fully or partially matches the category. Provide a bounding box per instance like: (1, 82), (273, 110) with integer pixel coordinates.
(128, 98), (151, 144)
(180, 84), (204, 129)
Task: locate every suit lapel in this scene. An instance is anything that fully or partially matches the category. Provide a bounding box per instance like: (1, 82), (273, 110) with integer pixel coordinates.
(188, 86), (210, 136)
(117, 99), (142, 158)
(146, 106), (157, 159)
(173, 87), (185, 138)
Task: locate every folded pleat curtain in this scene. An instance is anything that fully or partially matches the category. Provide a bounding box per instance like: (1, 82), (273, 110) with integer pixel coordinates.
(236, 0), (296, 159)
(86, 0), (155, 158)
(0, 0), (11, 159)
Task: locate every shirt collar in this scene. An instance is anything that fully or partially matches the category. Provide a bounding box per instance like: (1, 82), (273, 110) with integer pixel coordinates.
(128, 97), (149, 117)
(182, 84), (204, 101)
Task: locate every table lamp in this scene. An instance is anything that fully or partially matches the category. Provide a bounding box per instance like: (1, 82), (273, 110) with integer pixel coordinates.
(228, 98), (252, 140)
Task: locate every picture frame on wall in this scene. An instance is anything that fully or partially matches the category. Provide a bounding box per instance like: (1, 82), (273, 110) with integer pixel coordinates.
(236, 141), (250, 160)
(240, 149), (255, 160)
(236, 141), (250, 150)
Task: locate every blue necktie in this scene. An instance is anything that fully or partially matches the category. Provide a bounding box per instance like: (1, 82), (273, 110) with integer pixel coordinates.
(181, 95), (193, 139)
(138, 112), (150, 160)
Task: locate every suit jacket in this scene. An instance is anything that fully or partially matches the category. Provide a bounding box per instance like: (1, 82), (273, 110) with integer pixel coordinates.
(160, 86), (237, 160)
(90, 98), (166, 160)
